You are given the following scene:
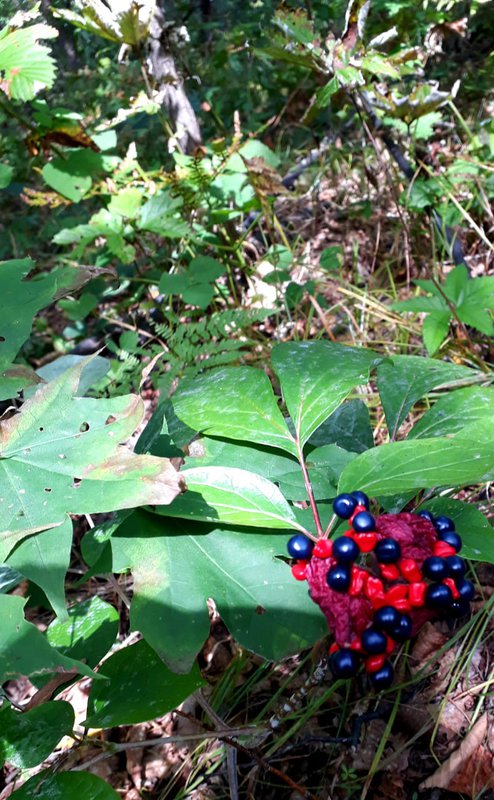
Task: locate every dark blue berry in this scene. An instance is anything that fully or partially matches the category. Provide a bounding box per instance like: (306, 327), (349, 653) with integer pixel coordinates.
(361, 627), (387, 654)
(438, 530), (462, 552)
(434, 515), (456, 534)
(351, 491), (370, 509)
(374, 538), (401, 564)
(332, 493), (357, 520)
(352, 511), (376, 533)
(329, 648), (360, 679)
(332, 536), (360, 563)
(450, 599), (471, 618)
(422, 556), (449, 581)
(390, 614), (413, 642)
(425, 583), (453, 610)
(369, 662), (394, 690)
(417, 510), (434, 523)
(287, 534), (314, 560)
(326, 564), (351, 592)
(373, 606), (402, 634)
(456, 579), (475, 602)
(445, 555), (466, 580)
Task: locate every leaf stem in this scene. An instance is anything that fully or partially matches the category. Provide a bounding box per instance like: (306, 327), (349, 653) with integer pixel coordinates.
(296, 441), (323, 537)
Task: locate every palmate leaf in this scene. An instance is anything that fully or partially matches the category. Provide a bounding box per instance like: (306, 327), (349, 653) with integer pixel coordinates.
(0, 23), (57, 101)
(54, 0), (154, 46)
(111, 510), (326, 672)
(0, 359), (184, 562)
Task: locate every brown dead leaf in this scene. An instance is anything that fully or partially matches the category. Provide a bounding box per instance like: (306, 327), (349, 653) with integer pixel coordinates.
(420, 713), (494, 796)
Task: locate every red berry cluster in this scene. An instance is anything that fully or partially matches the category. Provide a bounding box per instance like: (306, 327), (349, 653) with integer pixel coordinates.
(287, 491), (474, 690)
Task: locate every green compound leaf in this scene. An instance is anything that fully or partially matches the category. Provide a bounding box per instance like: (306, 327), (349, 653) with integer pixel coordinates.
(171, 367), (297, 456)
(339, 431), (494, 497)
(85, 640), (205, 728)
(112, 510), (326, 673)
(10, 770), (120, 800)
(408, 386), (494, 440)
(156, 465), (304, 530)
(417, 497), (494, 563)
(376, 355), (478, 439)
(46, 596), (119, 668)
(0, 701), (74, 769)
(271, 341), (379, 448)
(6, 515), (73, 619)
(0, 359), (184, 561)
(0, 595), (94, 683)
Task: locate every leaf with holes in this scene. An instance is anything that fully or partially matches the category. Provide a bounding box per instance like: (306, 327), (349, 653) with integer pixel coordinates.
(271, 341), (379, 447)
(0, 359), (184, 562)
(111, 510), (326, 672)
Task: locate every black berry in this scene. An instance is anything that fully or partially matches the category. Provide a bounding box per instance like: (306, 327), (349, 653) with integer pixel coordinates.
(329, 648), (360, 679)
(287, 534), (314, 560)
(425, 583), (453, 610)
(445, 555), (466, 580)
(390, 614), (413, 642)
(417, 510), (434, 523)
(352, 511), (376, 533)
(456, 579), (475, 602)
(438, 530), (462, 552)
(450, 599), (471, 618)
(373, 606), (402, 633)
(332, 493), (357, 520)
(422, 556), (449, 581)
(374, 538), (401, 564)
(361, 627), (387, 654)
(332, 536), (359, 563)
(434, 515), (456, 534)
(351, 490), (370, 509)
(326, 564), (351, 592)
(369, 662), (394, 690)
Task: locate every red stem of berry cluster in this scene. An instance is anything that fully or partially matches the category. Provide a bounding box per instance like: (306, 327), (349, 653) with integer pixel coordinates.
(296, 440), (323, 538)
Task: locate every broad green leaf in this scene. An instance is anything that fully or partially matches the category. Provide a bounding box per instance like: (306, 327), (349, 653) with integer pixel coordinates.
(376, 355), (476, 439)
(308, 399), (374, 453)
(271, 341), (379, 447)
(85, 640), (204, 728)
(362, 53), (400, 78)
(42, 161), (92, 202)
(417, 497), (494, 563)
(184, 436), (299, 482)
(422, 311), (451, 355)
(6, 515), (73, 619)
(239, 139), (280, 168)
(10, 770), (120, 800)
(391, 296), (445, 313)
(0, 595), (94, 683)
(24, 354), (110, 401)
(112, 510), (326, 672)
(171, 367), (297, 456)
(457, 301), (494, 336)
(0, 360), (184, 560)
(157, 466), (304, 530)
(409, 386), (494, 440)
(339, 433), (494, 496)
(0, 701), (74, 769)
(444, 264), (469, 304)
(0, 23), (57, 101)
(138, 190), (190, 238)
(46, 596), (119, 668)
(0, 163), (13, 189)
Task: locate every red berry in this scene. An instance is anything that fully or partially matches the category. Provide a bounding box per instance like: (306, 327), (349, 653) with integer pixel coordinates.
(291, 561), (308, 580)
(399, 558), (422, 583)
(365, 654), (387, 673)
(356, 532), (378, 552)
(443, 577), (460, 599)
(329, 642), (339, 655)
(312, 539), (333, 558)
(434, 541), (457, 558)
(365, 576), (385, 603)
(380, 564), (401, 581)
(385, 584), (408, 603)
(349, 566), (367, 596)
(408, 581), (427, 607)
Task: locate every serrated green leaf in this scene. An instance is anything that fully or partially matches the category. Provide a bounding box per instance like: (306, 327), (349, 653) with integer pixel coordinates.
(391, 296), (446, 313)
(171, 367), (296, 456)
(422, 311), (451, 355)
(339, 432), (494, 496)
(10, 770), (120, 800)
(409, 386), (494, 440)
(0, 359), (184, 560)
(271, 341), (379, 447)
(157, 466), (304, 530)
(0, 701), (74, 769)
(86, 640), (205, 728)
(376, 355), (476, 438)
(0, 24), (57, 101)
(112, 510), (326, 672)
